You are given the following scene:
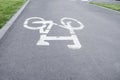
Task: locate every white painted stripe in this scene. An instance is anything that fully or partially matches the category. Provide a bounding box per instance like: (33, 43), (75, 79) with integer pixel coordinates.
(81, 0), (89, 2)
(70, 0), (77, 1)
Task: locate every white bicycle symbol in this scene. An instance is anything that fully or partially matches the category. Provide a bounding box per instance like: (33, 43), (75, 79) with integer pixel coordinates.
(24, 17), (84, 49)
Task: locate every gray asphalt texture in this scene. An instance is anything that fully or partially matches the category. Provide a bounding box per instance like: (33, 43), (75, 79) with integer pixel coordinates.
(0, 0), (120, 80)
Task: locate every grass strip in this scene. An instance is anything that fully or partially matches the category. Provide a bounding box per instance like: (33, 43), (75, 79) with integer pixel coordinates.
(0, 0), (26, 29)
(90, 2), (120, 12)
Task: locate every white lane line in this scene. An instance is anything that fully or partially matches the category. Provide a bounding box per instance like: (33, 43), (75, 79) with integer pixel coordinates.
(81, 0), (89, 2)
(70, 0), (77, 1)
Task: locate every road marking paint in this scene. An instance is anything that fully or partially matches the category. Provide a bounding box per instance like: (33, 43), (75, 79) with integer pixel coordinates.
(24, 17), (84, 49)
(70, 0), (77, 1)
(81, 0), (89, 2)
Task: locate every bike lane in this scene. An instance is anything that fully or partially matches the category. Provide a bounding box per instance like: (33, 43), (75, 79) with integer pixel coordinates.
(0, 0), (120, 80)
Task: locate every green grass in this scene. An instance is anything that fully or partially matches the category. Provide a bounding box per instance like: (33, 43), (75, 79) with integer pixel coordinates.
(0, 0), (26, 29)
(90, 2), (120, 12)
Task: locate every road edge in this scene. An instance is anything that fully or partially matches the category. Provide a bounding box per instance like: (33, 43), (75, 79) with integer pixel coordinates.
(89, 3), (120, 14)
(0, 0), (30, 40)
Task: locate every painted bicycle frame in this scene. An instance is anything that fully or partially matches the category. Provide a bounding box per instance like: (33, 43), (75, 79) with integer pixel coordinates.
(24, 17), (84, 49)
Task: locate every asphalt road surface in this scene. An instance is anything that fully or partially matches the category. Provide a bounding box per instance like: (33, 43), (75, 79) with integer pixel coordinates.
(0, 0), (120, 80)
